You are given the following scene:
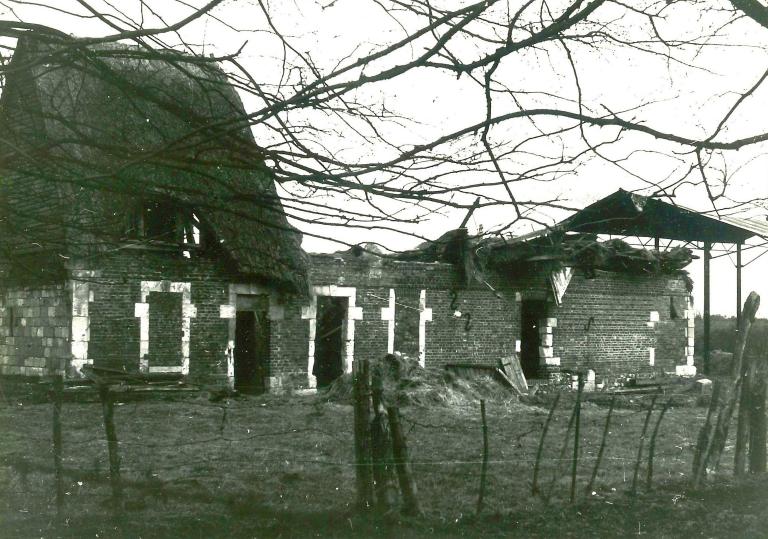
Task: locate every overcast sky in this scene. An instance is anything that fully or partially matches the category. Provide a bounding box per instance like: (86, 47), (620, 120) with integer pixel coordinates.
(3, 0), (768, 316)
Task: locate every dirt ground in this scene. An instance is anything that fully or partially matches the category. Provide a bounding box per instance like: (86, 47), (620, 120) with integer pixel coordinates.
(1, 380), (767, 538)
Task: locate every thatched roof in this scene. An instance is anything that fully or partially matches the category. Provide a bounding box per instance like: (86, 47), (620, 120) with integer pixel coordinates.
(0, 36), (307, 293)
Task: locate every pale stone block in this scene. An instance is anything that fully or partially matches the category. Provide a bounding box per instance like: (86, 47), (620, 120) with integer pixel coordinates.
(71, 340), (88, 360)
(515, 339), (521, 352)
(676, 365), (697, 377)
(515, 292), (522, 302)
(301, 305), (317, 319)
(539, 326), (552, 335)
(149, 365), (183, 373)
(687, 337), (695, 347)
(650, 311), (660, 322)
(541, 334), (553, 347)
(220, 304), (236, 319)
(134, 303), (149, 317)
(72, 315), (89, 337)
(546, 318), (557, 328)
(541, 356), (560, 366)
(646, 321), (656, 328)
(182, 304), (198, 318)
(420, 308), (433, 322)
(348, 306), (364, 320)
(649, 347), (655, 366)
(539, 346), (553, 358)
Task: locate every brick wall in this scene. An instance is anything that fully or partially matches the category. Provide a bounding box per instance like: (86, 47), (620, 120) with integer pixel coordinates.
(0, 246), (692, 389)
(552, 270), (690, 381)
(0, 284), (70, 376)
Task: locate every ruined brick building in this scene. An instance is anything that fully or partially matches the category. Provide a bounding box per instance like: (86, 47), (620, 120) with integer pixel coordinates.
(0, 38), (699, 391)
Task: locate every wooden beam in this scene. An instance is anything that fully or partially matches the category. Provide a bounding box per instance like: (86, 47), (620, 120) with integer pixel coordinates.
(737, 243), (743, 329)
(704, 242), (711, 376)
(459, 197), (481, 229)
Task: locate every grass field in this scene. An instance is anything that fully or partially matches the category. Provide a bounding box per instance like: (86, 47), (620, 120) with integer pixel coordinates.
(1, 380), (767, 538)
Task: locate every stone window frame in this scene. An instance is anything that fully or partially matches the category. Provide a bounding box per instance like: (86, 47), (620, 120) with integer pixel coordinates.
(301, 285), (363, 389)
(134, 280), (196, 374)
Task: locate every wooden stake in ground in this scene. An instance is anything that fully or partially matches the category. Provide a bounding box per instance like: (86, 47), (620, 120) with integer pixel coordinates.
(570, 375), (584, 503)
(749, 357), (767, 474)
(631, 394), (658, 496)
(98, 384), (123, 509)
(646, 398), (672, 491)
(50, 376), (64, 516)
(370, 364), (397, 511)
(353, 359), (374, 510)
(532, 392), (561, 496)
(586, 394), (615, 495)
(387, 406), (423, 516)
(693, 291), (760, 486)
(476, 399), (489, 515)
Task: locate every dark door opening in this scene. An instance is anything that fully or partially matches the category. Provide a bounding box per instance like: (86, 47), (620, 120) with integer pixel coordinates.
(313, 296), (347, 388)
(520, 300), (547, 379)
(234, 300), (270, 393)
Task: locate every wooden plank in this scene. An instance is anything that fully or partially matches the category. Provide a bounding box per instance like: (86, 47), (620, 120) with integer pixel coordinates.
(500, 355), (528, 393)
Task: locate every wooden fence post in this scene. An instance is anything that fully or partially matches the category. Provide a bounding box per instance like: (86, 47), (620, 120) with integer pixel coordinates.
(693, 292), (760, 486)
(387, 406), (423, 516)
(646, 398), (672, 491)
(50, 376), (64, 516)
(476, 399), (489, 515)
(532, 392), (561, 496)
(353, 360), (374, 510)
(749, 358), (767, 474)
(371, 364), (397, 512)
(570, 375), (584, 503)
(587, 395), (615, 494)
(98, 384), (123, 509)
(631, 395), (657, 496)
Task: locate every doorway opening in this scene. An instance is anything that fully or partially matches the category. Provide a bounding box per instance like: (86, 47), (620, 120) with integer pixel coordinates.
(313, 296), (347, 388)
(234, 294), (270, 393)
(520, 300), (547, 379)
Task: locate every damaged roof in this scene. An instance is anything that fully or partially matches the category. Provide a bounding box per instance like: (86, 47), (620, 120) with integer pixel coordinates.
(557, 189), (768, 244)
(0, 36), (308, 293)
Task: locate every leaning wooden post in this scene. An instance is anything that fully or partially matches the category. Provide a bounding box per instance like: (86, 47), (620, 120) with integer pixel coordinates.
(370, 363), (397, 511)
(736, 346), (758, 476)
(50, 376), (64, 517)
(693, 291), (760, 485)
(98, 384), (123, 509)
(749, 357), (768, 474)
(353, 359), (374, 510)
(476, 399), (489, 515)
(545, 394), (578, 501)
(570, 375), (584, 503)
(387, 406), (423, 516)
(631, 394), (657, 496)
(532, 392), (561, 496)
(587, 394), (615, 494)
(646, 398), (672, 491)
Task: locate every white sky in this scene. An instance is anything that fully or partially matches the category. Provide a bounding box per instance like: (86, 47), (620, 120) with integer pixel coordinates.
(3, 0), (768, 316)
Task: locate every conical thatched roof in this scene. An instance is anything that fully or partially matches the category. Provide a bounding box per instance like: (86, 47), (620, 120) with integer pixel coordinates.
(0, 35), (308, 293)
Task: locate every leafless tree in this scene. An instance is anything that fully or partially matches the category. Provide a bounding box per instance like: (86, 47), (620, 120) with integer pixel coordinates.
(2, 0), (768, 251)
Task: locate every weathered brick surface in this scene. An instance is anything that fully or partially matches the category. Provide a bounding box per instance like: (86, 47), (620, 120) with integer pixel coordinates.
(0, 247), (693, 388)
(552, 270), (689, 380)
(0, 284), (70, 376)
